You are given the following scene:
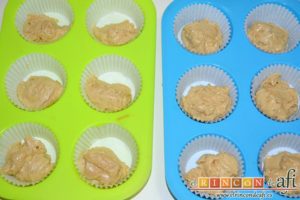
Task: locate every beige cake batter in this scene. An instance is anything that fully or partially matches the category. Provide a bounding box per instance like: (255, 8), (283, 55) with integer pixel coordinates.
(181, 85), (232, 122)
(255, 74), (298, 120)
(1, 136), (53, 183)
(85, 76), (132, 112)
(78, 147), (130, 187)
(184, 152), (239, 195)
(264, 152), (300, 195)
(23, 14), (69, 43)
(17, 76), (64, 111)
(247, 22), (288, 53)
(181, 19), (223, 54)
(93, 20), (139, 46)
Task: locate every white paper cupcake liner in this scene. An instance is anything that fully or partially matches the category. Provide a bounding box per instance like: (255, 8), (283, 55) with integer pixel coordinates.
(179, 134), (245, 199)
(15, 0), (74, 43)
(81, 55), (142, 112)
(245, 3), (300, 53)
(251, 64), (300, 122)
(0, 123), (59, 187)
(74, 123), (138, 188)
(86, 0), (144, 43)
(173, 4), (231, 55)
(176, 65), (238, 123)
(5, 53), (67, 111)
(258, 133), (300, 198)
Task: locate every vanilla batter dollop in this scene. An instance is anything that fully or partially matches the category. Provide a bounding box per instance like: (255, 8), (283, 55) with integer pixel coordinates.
(264, 152), (300, 195)
(255, 74), (298, 120)
(184, 152), (239, 195)
(17, 76), (64, 111)
(85, 76), (132, 112)
(93, 20), (139, 46)
(181, 85), (232, 122)
(181, 19), (223, 54)
(23, 14), (69, 43)
(78, 147), (130, 187)
(1, 136), (53, 183)
(247, 22), (288, 53)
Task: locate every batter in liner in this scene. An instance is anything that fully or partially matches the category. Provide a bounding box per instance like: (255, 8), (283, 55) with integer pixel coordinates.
(247, 22), (288, 53)
(93, 20), (139, 46)
(85, 76), (132, 112)
(255, 74), (298, 120)
(181, 19), (223, 54)
(23, 14), (69, 43)
(17, 76), (64, 111)
(78, 147), (130, 187)
(1, 136), (53, 183)
(181, 85), (232, 122)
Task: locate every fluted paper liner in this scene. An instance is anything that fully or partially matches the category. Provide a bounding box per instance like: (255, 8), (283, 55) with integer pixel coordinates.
(15, 0), (74, 43)
(86, 0), (144, 44)
(74, 123), (138, 188)
(174, 4), (231, 55)
(81, 55), (142, 112)
(259, 133), (300, 198)
(245, 3), (300, 53)
(179, 134), (245, 199)
(251, 64), (300, 122)
(176, 65), (238, 123)
(0, 123), (59, 186)
(5, 53), (67, 111)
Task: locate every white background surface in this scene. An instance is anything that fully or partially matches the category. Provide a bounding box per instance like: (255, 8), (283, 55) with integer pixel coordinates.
(0, 0), (174, 200)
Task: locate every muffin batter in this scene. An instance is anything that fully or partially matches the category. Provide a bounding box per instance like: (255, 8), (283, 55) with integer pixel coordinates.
(181, 19), (223, 54)
(247, 22), (288, 53)
(78, 147), (130, 187)
(93, 20), (139, 46)
(255, 74), (298, 120)
(17, 76), (64, 111)
(1, 137), (53, 183)
(23, 14), (69, 43)
(264, 152), (300, 195)
(85, 76), (132, 112)
(181, 85), (232, 122)
(184, 152), (239, 195)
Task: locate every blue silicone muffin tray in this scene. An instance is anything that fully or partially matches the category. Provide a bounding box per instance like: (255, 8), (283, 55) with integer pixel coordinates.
(162, 0), (300, 199)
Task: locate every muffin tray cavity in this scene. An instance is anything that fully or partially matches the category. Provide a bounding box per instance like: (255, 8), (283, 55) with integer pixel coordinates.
(0, 0), (156, 199)
(162, 0), (300, 199)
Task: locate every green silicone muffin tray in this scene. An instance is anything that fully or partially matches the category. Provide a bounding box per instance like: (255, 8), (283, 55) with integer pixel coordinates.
(0, 0), (156, 199)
